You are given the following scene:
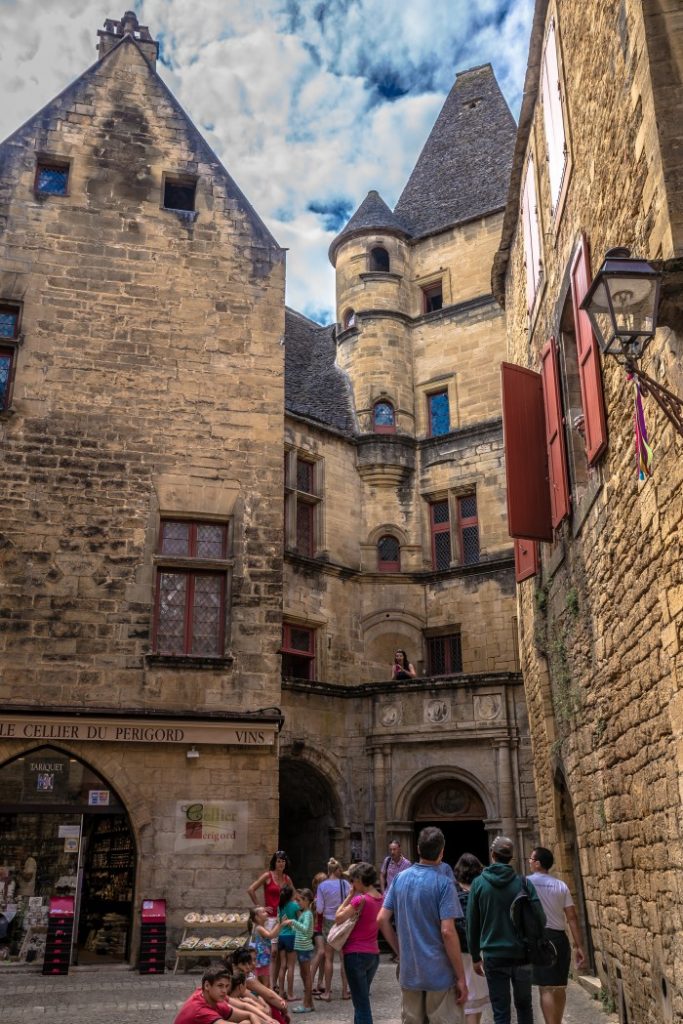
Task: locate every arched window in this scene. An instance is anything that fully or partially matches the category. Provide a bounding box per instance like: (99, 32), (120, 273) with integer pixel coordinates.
(373, 400), (396, 434)
(377, 534), (400, 572)
(342, 308), (356, 330)
(369, 247), (390, 273)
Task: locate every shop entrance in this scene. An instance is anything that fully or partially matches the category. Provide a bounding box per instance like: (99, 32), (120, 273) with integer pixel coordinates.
(412, 778), (489, 867)
(0, 746), (136, 967)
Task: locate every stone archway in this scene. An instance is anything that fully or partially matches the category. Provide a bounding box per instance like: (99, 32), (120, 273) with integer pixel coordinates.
(410, 776), (490, 867)
(278, 757), (342, 886)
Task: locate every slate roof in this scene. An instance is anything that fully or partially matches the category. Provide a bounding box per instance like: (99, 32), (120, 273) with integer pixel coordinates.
(393, 64), (517, 239)
(329, 189), (409, 265)
(284, 308), (357, 435)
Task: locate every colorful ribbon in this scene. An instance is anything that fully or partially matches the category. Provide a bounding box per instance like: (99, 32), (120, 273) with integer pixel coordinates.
(627, 372), (653, 479)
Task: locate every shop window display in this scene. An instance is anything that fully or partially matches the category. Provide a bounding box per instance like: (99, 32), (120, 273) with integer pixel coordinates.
(0, 747), (135, 966)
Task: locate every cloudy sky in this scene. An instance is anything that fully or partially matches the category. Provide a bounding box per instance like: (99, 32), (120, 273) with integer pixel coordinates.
(0, 0), (534, 322)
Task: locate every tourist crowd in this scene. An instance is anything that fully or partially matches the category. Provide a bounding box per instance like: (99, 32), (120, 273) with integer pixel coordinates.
(174, 833), (585, 1024)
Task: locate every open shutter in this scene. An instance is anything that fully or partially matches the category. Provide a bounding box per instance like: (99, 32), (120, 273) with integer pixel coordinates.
(540, 338), (570, 528)
(542, 19), (567, 208)
(514, 538), (538, 583)
(501, 363), (553, 542)
(571, 235), (608, 464)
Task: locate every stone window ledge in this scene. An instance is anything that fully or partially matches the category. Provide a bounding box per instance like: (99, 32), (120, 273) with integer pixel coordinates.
(145, 654), (233, 669)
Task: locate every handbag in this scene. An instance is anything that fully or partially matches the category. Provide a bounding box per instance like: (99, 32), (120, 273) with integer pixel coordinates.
(326, 894), (363, 952)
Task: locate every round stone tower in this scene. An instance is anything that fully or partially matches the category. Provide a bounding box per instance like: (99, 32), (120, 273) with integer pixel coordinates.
(329, 191), (416, 437)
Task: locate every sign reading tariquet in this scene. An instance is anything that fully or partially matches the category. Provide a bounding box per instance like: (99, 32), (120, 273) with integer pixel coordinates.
(0, 714), (276, 746)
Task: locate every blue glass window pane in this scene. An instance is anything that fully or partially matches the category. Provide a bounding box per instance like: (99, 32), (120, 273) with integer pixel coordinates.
(36, 166), (69, 195)
(0, 353), (11, 409)
(373, 402), (395, 427)
(429, 391), (450, 436)
(0, 311), (18, 338)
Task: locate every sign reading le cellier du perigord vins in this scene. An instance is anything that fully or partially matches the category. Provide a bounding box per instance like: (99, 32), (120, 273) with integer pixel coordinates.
(0, 715), (276, 746)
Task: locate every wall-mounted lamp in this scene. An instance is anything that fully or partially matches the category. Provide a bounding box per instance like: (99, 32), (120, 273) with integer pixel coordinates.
(581, 248), (683, 439)
(186, 746), (200, 760)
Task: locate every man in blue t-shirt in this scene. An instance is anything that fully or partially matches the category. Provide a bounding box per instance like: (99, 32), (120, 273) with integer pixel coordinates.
(378, 826), (467, 1024)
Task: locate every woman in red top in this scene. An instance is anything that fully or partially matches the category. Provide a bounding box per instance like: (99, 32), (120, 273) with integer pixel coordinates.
(334, 862), (383, 1024)
(247, 851), (293, 988)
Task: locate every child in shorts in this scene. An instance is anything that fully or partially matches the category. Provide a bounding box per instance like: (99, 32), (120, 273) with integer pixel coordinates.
(282, 888), (315, 1014)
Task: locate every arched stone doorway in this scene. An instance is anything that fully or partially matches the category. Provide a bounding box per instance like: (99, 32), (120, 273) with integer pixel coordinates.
(279, 758), (340, 886)
(0, 746), (137, 966)
(412, 778), (489, 867)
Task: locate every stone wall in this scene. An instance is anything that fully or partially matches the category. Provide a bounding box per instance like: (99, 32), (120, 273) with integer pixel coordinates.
(501, 2), (683, 1021)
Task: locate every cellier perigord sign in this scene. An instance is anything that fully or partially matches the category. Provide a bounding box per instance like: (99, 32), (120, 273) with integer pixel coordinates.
(0, 714), (277, 746)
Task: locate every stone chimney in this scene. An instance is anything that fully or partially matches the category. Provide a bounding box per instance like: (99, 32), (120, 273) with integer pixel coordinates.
(97, 11), (158, 69)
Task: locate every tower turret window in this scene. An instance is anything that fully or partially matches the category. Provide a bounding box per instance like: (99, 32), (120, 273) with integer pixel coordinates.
(377, 535), (400, 573)
(343, 308), (357, 329)
(372, 400), (396, 434)
(369, 247), (390, 272)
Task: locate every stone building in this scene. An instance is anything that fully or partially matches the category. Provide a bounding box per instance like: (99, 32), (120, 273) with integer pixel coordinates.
(0, 11), (536, 965)
(494, 1), (683, 1022)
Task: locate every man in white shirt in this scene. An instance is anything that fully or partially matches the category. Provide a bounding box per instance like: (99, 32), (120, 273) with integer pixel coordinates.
(527, 847), (586, 1024)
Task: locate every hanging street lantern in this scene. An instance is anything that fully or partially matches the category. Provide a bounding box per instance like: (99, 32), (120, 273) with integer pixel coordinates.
(580, 248), (683, 452)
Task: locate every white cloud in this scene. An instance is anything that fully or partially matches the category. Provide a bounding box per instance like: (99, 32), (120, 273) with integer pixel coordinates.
(0, 0), (534, 322)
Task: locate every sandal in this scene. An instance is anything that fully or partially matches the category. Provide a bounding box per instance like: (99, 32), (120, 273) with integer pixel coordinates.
(292, 1008), (314, 1014)
(317, 994), (331, 1002)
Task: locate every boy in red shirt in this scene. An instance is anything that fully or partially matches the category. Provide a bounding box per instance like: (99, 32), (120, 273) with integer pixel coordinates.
(174, 965), (261, 1024)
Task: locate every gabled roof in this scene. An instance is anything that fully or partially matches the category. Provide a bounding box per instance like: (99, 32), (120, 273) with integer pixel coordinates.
(329, 189), (409, 265)
(0, 33), (281, 253)
(284, 308), (356, 435)
(394, 63), (517, 239)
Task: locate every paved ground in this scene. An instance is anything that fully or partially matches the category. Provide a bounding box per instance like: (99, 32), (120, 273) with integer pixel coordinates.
(1, 960), (617, 1024)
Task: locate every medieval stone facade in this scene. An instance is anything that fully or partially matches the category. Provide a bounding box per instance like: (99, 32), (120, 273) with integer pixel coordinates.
(0, 12), (537, 964)
(495, 2), (683, 1022)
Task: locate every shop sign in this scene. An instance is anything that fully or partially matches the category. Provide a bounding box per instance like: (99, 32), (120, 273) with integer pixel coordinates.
(0, 715), (277, 746)
(174, 800), (248, 854)
(23, 754), (69, 800)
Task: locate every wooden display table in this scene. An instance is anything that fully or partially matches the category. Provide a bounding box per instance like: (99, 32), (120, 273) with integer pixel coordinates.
(173, 913), (249, 974)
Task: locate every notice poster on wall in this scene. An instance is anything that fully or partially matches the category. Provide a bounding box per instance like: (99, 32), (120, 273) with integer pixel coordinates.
(174, 801), (248, 853)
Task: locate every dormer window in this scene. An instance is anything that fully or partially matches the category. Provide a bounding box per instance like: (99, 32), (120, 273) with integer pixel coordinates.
(369, 247), (390, 272)
(35, 161), (69, 196)
(343, 308), (357, 330)
(422, 282), (443, 313)
(163, 175), (197, 212)
(373, 400), (396, 434)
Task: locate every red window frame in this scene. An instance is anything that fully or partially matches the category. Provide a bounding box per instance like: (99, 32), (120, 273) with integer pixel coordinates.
(457, 495), (480, 565)
(514, 539), (539, 583)
(500, 362), (553, 542)
(377, 535), (401, 573)
(152, 520), (229, 657)
(570, 234), (608, 465)
(427, 634), (463, 675)
(540, 337), (571, 528)
(373, 400), (396, 434)
(430, 500), (452, 570)
(422, 282), (443, 313)
(281, 623), (315, 680)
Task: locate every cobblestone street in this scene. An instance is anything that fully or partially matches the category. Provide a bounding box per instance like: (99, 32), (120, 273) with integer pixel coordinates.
(1, 961), (616, 1024)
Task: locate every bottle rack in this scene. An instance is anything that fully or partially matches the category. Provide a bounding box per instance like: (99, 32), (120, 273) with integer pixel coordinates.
(139, 899), (166, 975)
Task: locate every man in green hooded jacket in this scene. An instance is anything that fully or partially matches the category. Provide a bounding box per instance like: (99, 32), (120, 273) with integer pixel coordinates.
(466, 836), (545, 1024)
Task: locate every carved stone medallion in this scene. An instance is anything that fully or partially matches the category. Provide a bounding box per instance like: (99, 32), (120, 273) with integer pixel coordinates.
(424, 699), (451, 724)
(474, 694), (502, 721)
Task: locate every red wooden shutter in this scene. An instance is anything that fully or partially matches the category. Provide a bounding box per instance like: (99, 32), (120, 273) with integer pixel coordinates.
(501, 363), (553, 542)
(571, 235), (608, 464)
(514, 538), (538, 583)
(540, 338), (570, 528)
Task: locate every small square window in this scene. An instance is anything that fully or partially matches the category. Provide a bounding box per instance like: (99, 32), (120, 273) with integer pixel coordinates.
(35, 162), (69, 196)
(422, 282), (443, 313)
(164, 177), (197, 212)
(282, 623), (316, 680)
(0, 305), (20, 339)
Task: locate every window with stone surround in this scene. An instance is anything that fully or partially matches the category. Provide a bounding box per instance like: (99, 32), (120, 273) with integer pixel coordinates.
(35, 160), (70, 196)
(0, 303), (21, 412)
(428, 389), (450, 437)
(377, 534), (400, 573)
(369, 247), (390, 272)
(427, 632), (463, 675)
(152, 519), (232, 657)
(282, 622), (316, 679)
(284, 450), (323, 557)
(429, 499), (452, 570)
(457, 493), (480, 565)
(422, 281), (443, 313)
(373, 399), (396, 434)
(163, 175), (197, 212)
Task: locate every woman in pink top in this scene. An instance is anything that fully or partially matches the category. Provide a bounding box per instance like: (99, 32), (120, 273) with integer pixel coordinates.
(334, 862), (383, 1024)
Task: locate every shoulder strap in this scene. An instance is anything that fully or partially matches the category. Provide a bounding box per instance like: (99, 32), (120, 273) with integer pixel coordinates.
(381, 856), (390, 876)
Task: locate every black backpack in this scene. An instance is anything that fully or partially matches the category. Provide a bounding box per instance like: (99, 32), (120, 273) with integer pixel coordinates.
(509, 877), (557, 967)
